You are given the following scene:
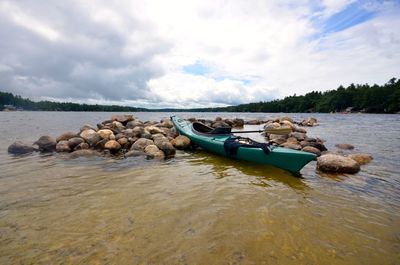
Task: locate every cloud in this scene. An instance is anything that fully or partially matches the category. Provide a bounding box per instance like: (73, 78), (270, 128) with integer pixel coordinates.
(0, 0), (399, 108)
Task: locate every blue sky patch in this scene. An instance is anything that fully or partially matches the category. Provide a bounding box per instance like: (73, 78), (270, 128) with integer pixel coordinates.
(183, 62), (210, 76)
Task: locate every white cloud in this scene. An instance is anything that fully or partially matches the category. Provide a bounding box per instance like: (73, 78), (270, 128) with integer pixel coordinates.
(0, 0), (399, 108)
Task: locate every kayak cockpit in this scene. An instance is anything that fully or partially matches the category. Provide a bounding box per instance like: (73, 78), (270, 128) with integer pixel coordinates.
(192, 122), (232, 136)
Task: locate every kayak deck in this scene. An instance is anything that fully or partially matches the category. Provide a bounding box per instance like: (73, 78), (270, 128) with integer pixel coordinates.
(171, 116), (316, 173)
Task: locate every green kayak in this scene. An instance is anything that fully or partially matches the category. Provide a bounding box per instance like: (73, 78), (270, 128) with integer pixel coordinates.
(171, 116), (316, 173)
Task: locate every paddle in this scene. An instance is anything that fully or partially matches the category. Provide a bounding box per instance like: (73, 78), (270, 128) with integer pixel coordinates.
(231, 127), (292, 135)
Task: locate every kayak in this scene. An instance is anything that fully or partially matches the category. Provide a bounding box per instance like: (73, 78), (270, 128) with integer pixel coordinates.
(171, 116), (316, 173)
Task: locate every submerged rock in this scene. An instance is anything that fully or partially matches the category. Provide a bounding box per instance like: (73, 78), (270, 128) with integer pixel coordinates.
(348, 153), (373, 165)
(317, 154), (360, 174)
(8, 141), (35, 155)
(335, 143), (355, 150)
(70, 149), (99, 158)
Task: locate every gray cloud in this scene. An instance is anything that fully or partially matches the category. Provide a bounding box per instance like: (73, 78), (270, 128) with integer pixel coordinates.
(0, 1), (170, 103)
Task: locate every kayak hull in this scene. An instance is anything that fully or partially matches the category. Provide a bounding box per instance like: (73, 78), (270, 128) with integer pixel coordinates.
(171, 116), (316, 173)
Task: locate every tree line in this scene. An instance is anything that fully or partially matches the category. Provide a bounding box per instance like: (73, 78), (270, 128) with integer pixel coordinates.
(1, 77), (399, 113)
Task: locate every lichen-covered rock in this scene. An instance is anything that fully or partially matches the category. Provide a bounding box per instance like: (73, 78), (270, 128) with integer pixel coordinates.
(302, 146), (321, 156)
(335, 143), (355, 150)
(80, 129), (102, 146)
(317, 154), (360, 174)
(104, 140), (121, 151)
(34, 135), (57, 152)
(97, 129), (114, 140)
(171, 135), (191, 150)
(130, 138), (154, 151)
(8, 141), (35, 155)
(348, 153), (373, 165)
(56, 132), (77, 142)
(56, 140), (71, 152)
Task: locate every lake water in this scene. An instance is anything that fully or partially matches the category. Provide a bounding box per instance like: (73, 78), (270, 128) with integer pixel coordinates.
(0, 112), (399, 264)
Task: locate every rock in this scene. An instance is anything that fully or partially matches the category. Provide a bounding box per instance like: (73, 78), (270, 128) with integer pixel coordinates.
(104, 140), (121, 151)
(246, 120), (263, 125)
(280, 116), (294, 123)
(94, 139), (108, 149)
(171, 135), (191, 150)
(233, 118), (244, 128)
(294, 126), (307, 133)
(68, 137), (84, 149)
(303, 141), (328, 152)
(264, 122), (281, 130)
(74, 142), (89, 151)
(80, 129), (102, 146)
(80, 124), (97, 132)
(56, 140), (71, 152)
(302, 146), (321, 156)
(130, 138), (154, 151)
(348, 153), (373, 165)
(112, 121), (125, 131)
(8, 141), (35, 154)
(125, 150), (146, 157)
(145, 126), (164, 135)
(70, 149), (99, 158)
(281, 120), (295, 129)
(224, 119), (234, 126)
(126, 120), (144, 129)
(211, 121), (230, 128)
(160, 119), (174, 128)
(157, 141), (176, 157)
(290, 132), (306, 141)
(34, 135), (57, 152)
(144, 145), (165, 158)
(268, 134), (288, 145)
(112, 114), (134, 124)
(56, 132), (77, 142)
(117, 137), (128, 146)
(335, 144), (355, 150)
(317, 154), (360, 174)
(97, 129), (114, 140)
(286, 137), (298, 144)
(280, 142), (302, 150)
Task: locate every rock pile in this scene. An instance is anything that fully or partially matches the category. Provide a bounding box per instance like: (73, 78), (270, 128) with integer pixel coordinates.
(8, 115), (192, 159)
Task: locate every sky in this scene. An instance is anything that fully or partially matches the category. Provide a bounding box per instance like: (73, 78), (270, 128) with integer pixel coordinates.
(0, 0), (399, 109)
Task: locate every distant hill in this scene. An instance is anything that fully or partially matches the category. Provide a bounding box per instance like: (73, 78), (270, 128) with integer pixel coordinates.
(1, 77), (399, 113)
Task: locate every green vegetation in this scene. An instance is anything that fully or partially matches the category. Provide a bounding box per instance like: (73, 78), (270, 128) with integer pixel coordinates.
(192, 77), (400, 113)
(0, 92), (145, 112)
(1, 77), (399, 113)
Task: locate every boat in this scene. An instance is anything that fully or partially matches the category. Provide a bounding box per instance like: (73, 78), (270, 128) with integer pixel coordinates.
(171, 116), (316, 173)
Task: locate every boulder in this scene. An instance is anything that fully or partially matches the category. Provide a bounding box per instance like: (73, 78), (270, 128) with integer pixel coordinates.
(280, 142), (302, 150)
(74, 142), (89, 151)
(56, 132), (77, 142)
(294, 126), (307, 133)
(348, 153), (373, 165)
(233, 118), (244, 128)
(126, 120), (144, 129)
(303, 141), (327, 152)
(112, 121), (125, 130)
(144, 145), (165, 158)
(130, 138), (154, 151)
(171, 135), (191, 150)
(290, 132), (306, 141)
(268, 134), (288, 145)
(97, 129), (114, 140)
(160, 119), (174, 128)
(302, 146), (321, 156)
(157, 141), (176, 157)
(8, 141), (35, 155)
(34, 135), (57, 152)
(80, 129), (102, 146)
(117, 137), (129, 146)
(211, 121), (230, 128)
(80, 124), (97, 132)
(94, 139), (108, 149)
(317, 154), (360, 174)
(145, 126), (164, 135)
(280, 116), (294, 123)
(246, 120), (263, 125)
(112, 114), (134, 124)
(281, 120), (295, 129)
(104, 140), (121, 151)
(264, 122), (281, 130)
(335, 144), (355, 150)
(56, 140), (71, 152)
(68, 137), (84, 149)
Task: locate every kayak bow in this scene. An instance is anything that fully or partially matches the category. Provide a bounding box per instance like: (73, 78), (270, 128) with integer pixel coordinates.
(171, 116), (316, 173)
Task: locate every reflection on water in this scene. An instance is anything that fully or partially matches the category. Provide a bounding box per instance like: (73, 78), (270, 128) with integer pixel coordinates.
(0, 112), (399, 264)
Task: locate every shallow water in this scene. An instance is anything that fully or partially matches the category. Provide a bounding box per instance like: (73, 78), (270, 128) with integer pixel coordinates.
(0, 112), (399, 264)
